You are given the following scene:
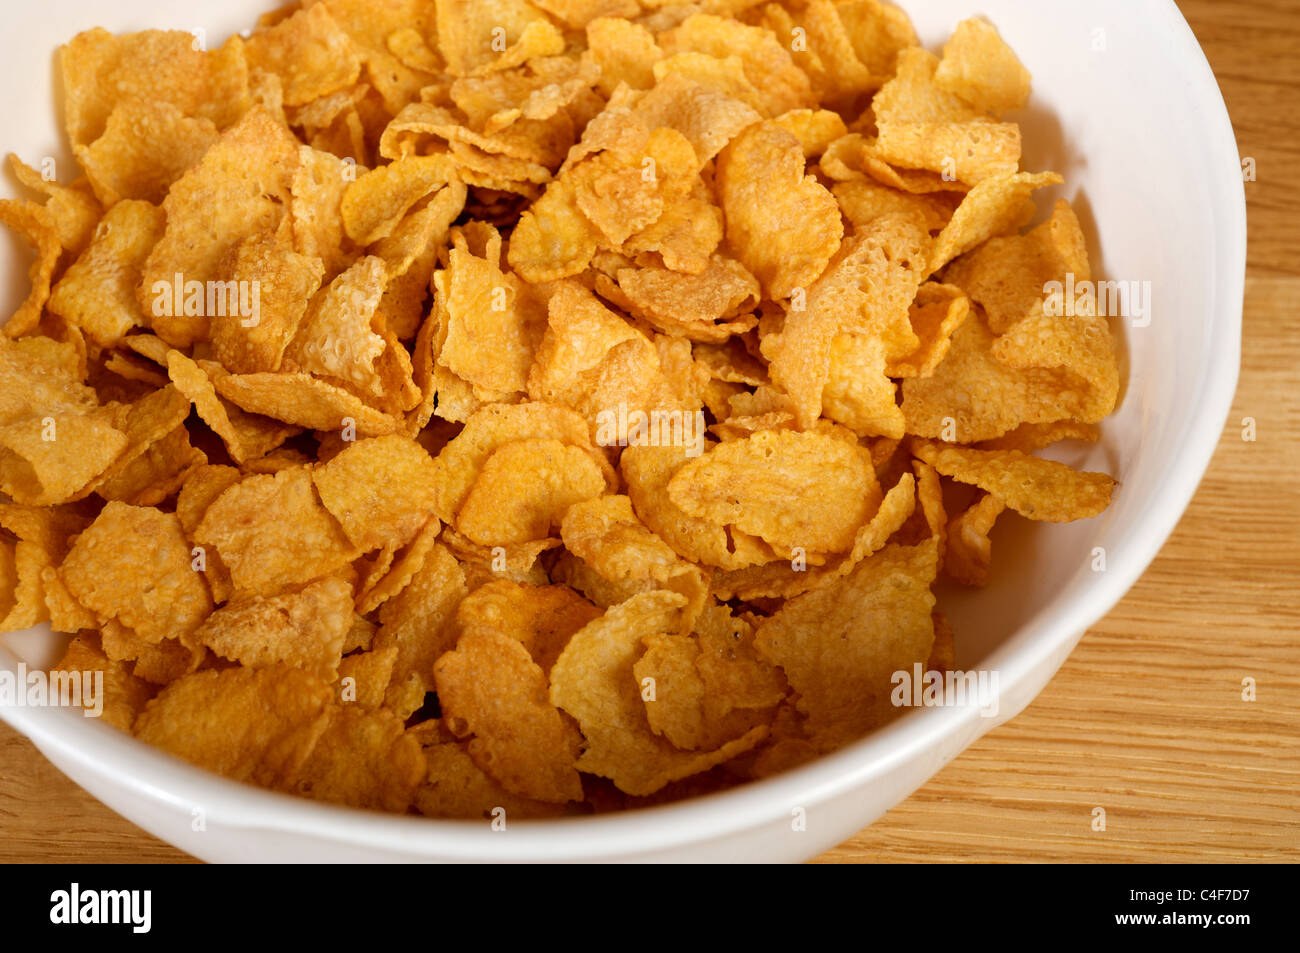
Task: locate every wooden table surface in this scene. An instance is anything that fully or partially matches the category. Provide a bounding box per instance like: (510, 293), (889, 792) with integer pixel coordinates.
(2, 0), (1297, 864)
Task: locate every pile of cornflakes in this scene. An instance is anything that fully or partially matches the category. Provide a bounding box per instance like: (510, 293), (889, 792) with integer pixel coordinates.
(0, 0), (1118, 818)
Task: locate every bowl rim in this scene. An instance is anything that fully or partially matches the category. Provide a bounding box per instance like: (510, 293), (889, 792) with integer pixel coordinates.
(0, 0), (1246, 861)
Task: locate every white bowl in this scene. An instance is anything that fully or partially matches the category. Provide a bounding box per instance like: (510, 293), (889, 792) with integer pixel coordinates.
(0, 0), (1244, 862)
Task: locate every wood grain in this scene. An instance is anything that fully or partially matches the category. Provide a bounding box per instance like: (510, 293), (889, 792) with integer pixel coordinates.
(1, 0), (1297, 864)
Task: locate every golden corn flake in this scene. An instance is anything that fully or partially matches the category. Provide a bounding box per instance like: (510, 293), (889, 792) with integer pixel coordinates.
(772, 109), (850, 159)
(341, 156), (456, 244)
(49, 200), (167, 347)
(140, 107), (300, 348)
(289, 145), (358, 277)
(166, 351), (295, 465)
(214, 370), (398, 436)
(943, 198), (1090, 333)
(668, 430), (880, 558)
(821, 132), (970, 195)
(434, 0), (564, 77)
(194, 467), (355, 596)
(755, 540), (938, 750)
(766, 0), (875, 106)
(901, 309), (1103, 442)
(175, 464), (242, 535)
(0, 503), (88, 559)
(428, 401), (609, 523)
(101, 351), (167, 389)
(933, 17), (1032, 115)
(51, 634), (154, 731)
(531, 0), (639, 30)
(928, 170), (1062, 275)
(312, 0), (439, 115)
(710, 471), (917, 601)
(639, 74), (761, 171)
(507, 177), (602, 283)
(245, 4), (362, 107)
(835, 0), (918, 78)
(90, 421), (206, 507)
(912, 440), (1115, 522)
(586, 16), (662, 96)
(551, 549), (650, 610)
(944, 491), (1004, 586)
(8, 156), (102, 256)
(0, 200), (62, 340)
(455, 437), (607, 545)
(624, 192), (723, 274)
(912, 459), (948, 567)
(0, 338), (94, 423)
(374, 542), (467, 718)
(453, 59), (597, 141)
(549, 591), (768, 796)
(41, 565), (99, 634)
(0, 504), (90, 633)
(312, 434), (440, 552)
(386, 27), (441, 75)
(609, 256), (760, 343)
(991, 301), (1119, 422)
(355, 538), (400, 598)
(336, 644), (398, 707)
(650, 52), (759, 121)
(716, 121), (843, 300)
(876, 120), (1021, 188)
(634, 633), (718, 750)
(134, 665), (332, 790)
(446, 531), (558, 589)
(660, 13), (815, 117)
(528, 282), (689, 422)
(434, 628), (584, 802)
(0, 542), (42, 633)
(571, 129), (696, 247)
(821, 333), (905, 439)
(872, 48), (1021, 185)
(887, 282), (971, 377)
(0, 409), (129, 506)
(121, 332), (171, 366)
(377, 192), (467, 342)
(621, 443), (773, 572)
(369, 326), (424, 416)
(560, 494), (686, 585)
(76, 99), (220, 206)
(832, 178), (957, 234)
(748, 703), (819, 780)
(85, 384), (193, 501)
(439, 226), (548, 396)
(453, 578), (601, 675)
(211, 232), (326, 374)
(102, 618), (204, 686)
(634, 628), (777, 753)
(693, 602), (787, 711)
(343, 612), (378, 656)
(294, 705), (425, 812)
(978, 420), (1100, 454)
(284, 256), (390, 396)
(415, 741), (566, 820)
(60, 502), (212, 643)
(192, 576), (353, 680)
(60, 28), (250, 150)
(242, 448), (315, 473)
(764, 218), (928, 428)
